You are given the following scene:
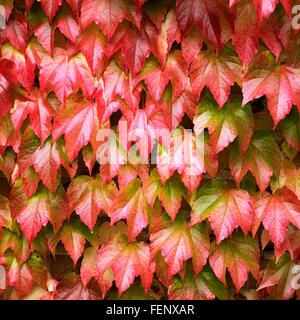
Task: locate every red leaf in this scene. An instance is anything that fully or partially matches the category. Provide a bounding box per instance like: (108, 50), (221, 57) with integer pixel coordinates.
(80, 247), (98, 287)
(150, 213), (210, 276)
(38, 0), (63, 21)
(111, 179), (152, 242)
(68, 175), (116, 230)
(77, 24), (107, 75)
(140, 58), (169, 101)
(12, 90), (53, 143)
(243, 53), (300, 126)
(97, 237), (154, 295)
(16, 189), (50, 244)
(229, 132), (281, 192)
(34, 20), (53, 54)
(257, 253), (295, 300)
(40, 49), (95, 103)
(253, 189), (300, 253)
(32, 139), (61, 193)
(21, 167), (40, 198)
(6, 13), (28, 53)
(191, 181), (254, 243)
(81, 0), (127, 39)
(158, 175), (187, 221)
(232, 0), (258, 65)
(209, 234), (260, 291)
(55, 8), (80, 43)
(190, 51), (241, 107)
(120, 24), (151, 75)
(182, 27), (203, 65)
(52, 96), (99, 162)
(165, 51), (188, 99)
(176, 0), (221, 48)
(61, 222), (86, 266)
(194, 94), (254, 155)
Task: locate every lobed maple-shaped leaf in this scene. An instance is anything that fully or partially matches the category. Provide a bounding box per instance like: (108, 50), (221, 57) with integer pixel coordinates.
(52, 95), (99, 162)
(150, 213), (210, 277)
(39, 48), (95, 103)
(172, 88), (198, 128)
(95, 221), (128, 247)
(120, 24), (151, 75)
(11, 181), (69, 241)
(257, 253), (296, 300)
(80, 246), (114, 296)
(176, 0), (221, 48)
(111, 175), (160, 241)
(181, 27), (203, 66)
(242, 51), (300, 126)
(31, 139), (61, 193)
(0, 229), (30, 265)
(27, 5), (53, 54)
(190, 50), (241, 107)
(15, 188), (51, 244)
(3, 254), (35, 297)
(257, 5), (289, 60)
(253, 188), (300, 253)
(158, 175), (188, 221)
(139, 57), (169, 101)
(156, 127), (209, 190)
(100, 59), (129, 106)
(97, 235), (154, 295)
(117, 163), (149, 189)
(165, 50), (188, 99)
(229, 132), (281, 192)
(76, 24), (107, 75)
(209, 233), (260, 291)
(232, 0), (258, 66)
(190, 180), (254, 243)
(12, 89), (54, 143)
(168, 265), (230, 300)
(80, 0), (140, 40)
(60, 222), (86, 266)
(67, 175), (117, 230)
(194, 94), (254, 155)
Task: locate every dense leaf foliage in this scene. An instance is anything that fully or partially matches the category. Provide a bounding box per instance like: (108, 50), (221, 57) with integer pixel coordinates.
(0, 0), (299, 300)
